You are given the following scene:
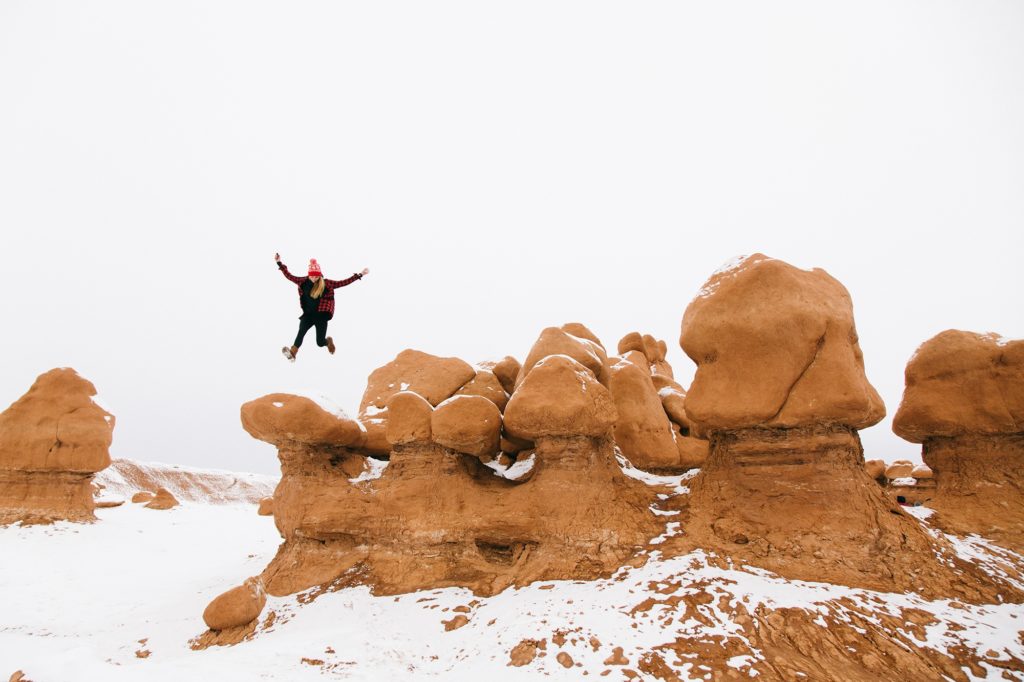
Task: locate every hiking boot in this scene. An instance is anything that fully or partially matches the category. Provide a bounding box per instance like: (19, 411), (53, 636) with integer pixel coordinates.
(282, 345), (298, 362)
(326, 337), (336, 355)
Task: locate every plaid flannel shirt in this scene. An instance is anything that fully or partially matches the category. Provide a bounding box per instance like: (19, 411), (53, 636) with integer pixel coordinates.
(278, 261), (363, 320)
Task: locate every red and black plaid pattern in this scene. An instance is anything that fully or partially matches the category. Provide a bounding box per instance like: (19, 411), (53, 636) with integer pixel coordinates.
(278, 262), (362, 320)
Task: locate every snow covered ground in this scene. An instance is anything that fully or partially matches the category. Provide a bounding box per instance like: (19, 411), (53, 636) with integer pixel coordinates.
(3, 490), (1024, 680)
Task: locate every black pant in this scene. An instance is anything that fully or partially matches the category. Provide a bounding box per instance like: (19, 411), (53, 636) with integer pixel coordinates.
(294, 315), (329, 348)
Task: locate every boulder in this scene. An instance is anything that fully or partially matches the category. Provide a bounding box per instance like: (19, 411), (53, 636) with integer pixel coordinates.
(864, 460), (886, 481)
(672, 425), (709, 470)
(885, 461), (914, 480)
(560, 322), (605, 349)
(202, 577), (267, 631)
(680, 254), (885, 431)
(257, 497), (274, 516)
(454, 370), (509, 411)
(431, 395), (502, 458)
(241, 394), (365, 448)
(911, 464), (933, 480)
(517, 328), (605, 389)
(491, 356), (522, 395)
(617, 332), (645, 356)
(0, 368), (114, 525)
(658, 385), (691, 432)
(893, 330), (1024, 443)
(607, 360), (680, 471)
(131, 491), (156, 504)
(504, 355), (617, 440)
(145, 488), (179, 510)
(360, 349), (476, 413)
(386, 392), (433, 445)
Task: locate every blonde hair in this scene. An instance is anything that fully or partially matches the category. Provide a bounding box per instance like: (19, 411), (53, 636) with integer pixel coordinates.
(309, 277), (326, 299)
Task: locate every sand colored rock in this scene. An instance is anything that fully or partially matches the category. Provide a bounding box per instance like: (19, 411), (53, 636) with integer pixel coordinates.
(671, 256), (1012, 601)
(658, 384), (691, 432)
(560, 322), (604, 349)
(454, 370), (509, 411)
(606, 360), (681, 471)
(431, 395), (502, 459)
(893, 330), (1024, 442)
(680, 254), (885, 431)
(202, 577), (267, 631)
(911, 464), (933, 480)
(491, 356), (521, 395)
(241, 394), (365, 448)
(504, 355), (617, 440)
(500, 434), (533, 454)
(145, 488), (179, 510)
(892, 331), (1024, 550)
(131, 491), (155, 504)
(257, 497), (274, 516)
(885, 461), (914, 480)
(357, 350), (476, 455)
(360, 350), (476, 412)
(864, 459), (886, 481)
(672, 425), (709, 470)
(517, 328), (605, 389)
(233, 344), (659, 601)
(385, 392), (433, 445)
(617, 332), (645, 357)
(0, 368), (114, 525)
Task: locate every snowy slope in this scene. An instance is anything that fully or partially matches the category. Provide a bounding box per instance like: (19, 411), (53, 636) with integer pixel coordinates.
(3, 481), (1024, 680)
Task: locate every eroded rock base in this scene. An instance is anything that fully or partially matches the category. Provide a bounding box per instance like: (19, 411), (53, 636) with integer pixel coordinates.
(0, 471), (96, 525)
(669, 425), (1018, 603)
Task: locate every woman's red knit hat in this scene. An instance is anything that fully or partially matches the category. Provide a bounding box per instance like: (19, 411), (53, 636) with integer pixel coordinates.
(308, 259), (322, 277)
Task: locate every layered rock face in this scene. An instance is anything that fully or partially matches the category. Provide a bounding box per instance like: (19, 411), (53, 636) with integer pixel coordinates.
(893, 330), (1024, 549)
(0, 369), (114, 525)
(674, 255), (1009, 600)
(233, 345), (661, 608)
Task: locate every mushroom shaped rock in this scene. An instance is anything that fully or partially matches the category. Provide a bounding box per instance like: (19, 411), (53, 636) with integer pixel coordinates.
(145, 488), (179, 510)
(892, 330), (1024, 549)
(203, 577), (267, 631)
(680, 254), (885, 431)
(893, 331), (1024, 443)
(864, 460), (887, 481)
(431, 395), (501, 458)
(386, 391), (433, 445)
(360, 350), (476, 413)
(504, 355), (617, 440)
(241, 394), (365, 448)
(455, 370), (509, 411)
(911, 464), (933, 480)
(491, 356), (522, 395)
(517, 328), (605, 389)
(672, 256), (1009, 601)
(0, 368), (114, 525)
(885, 461), (914, 480)
(607, 360), (680, 471)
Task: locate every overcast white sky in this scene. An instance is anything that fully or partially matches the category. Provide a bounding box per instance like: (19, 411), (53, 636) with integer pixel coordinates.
(1, 1), (1022, 475)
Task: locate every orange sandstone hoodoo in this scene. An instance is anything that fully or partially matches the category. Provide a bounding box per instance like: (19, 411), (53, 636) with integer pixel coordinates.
(0, 368), (114, 525)
(893, 329), (1024, 551)
(672, 254), (1015, 601)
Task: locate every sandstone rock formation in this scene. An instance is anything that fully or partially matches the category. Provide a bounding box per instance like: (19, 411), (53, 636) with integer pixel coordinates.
(893, 330), (1024, 549)
(673, 255), (1012, 600)
(145, 488), (179, 510)
(357, 350), (476, 455)
(257, 497), (274, 516)
(203, 577), (267, 631)
(235, 347), (661, 602)
(885, 460), (914, 480)
(0, 368), (114, 525)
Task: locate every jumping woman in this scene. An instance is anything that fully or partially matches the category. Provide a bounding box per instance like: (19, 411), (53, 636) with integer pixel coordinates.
(275, 252), (369, 362)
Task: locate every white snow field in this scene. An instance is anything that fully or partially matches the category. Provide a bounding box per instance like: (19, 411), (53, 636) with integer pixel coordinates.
(3, 481), (1024, 680)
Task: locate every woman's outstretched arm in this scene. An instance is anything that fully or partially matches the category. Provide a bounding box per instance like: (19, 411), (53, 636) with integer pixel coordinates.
(275, 252), (305, 284)
(326, 267), (369, 290)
